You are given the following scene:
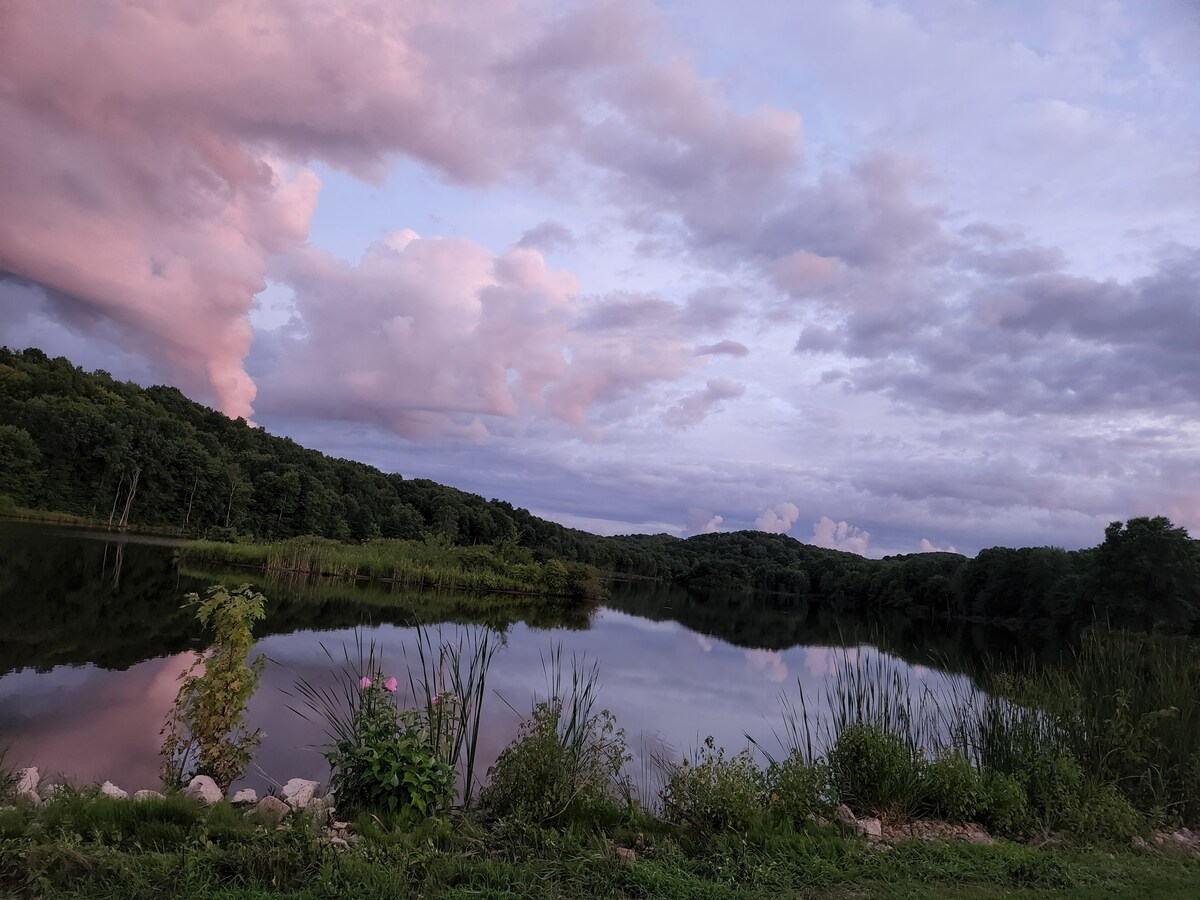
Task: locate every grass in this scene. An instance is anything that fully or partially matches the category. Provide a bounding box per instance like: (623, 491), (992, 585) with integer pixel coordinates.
(2, 790), (1199, 899)
(180, 535), (605, 600)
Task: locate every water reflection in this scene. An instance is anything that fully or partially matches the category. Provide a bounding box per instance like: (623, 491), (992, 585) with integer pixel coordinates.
(0, 522), (1033, 794)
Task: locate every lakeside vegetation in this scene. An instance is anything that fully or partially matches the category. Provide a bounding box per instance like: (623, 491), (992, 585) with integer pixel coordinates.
(180, 534), (604, 600)
(3, 346), (1199, 634)
(5, 588), (1200, 897)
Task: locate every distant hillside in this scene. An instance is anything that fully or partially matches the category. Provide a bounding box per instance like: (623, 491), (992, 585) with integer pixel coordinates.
(2, 345), (1197, 633)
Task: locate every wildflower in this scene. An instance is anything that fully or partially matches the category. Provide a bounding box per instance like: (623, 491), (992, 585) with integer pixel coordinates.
(431, 694), (440, 706)
(359, 676), (372, 689)
(384, 677), (398, 693)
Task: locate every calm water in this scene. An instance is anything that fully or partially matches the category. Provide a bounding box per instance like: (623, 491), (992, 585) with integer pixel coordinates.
(0, 522), (1039, 794)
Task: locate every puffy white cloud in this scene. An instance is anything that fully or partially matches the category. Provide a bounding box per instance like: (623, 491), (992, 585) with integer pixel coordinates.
(811, 517), (871, 556)
(755, 502), (800, 534)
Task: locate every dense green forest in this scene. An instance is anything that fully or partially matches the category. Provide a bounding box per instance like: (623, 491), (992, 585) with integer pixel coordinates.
(2, 346), (1198, 633)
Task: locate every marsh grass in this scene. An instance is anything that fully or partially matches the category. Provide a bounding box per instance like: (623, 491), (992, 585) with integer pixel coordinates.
(180, 535), (604, 599)
(285, 624), (500, 810)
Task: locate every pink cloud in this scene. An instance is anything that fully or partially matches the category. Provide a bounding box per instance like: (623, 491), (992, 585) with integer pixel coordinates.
(0, 0), (797, 424)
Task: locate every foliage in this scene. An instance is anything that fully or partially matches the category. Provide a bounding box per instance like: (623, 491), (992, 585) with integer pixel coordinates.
(404, 625), (499, 806)
(6, 346), (1200, 636)
(979, 771), (1030, 836)
(920, 753), (981, 822)
(660, 737), (767, 834)
(327, 674), (454, 818)
(764, 752), (826, 826)
(159, 584), (266, 791)
(827, 724), (924, 819)
(481, 650), (629, 824)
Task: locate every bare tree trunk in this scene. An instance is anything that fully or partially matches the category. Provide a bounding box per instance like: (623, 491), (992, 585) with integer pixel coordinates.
(183, 474), (199, 529)
(225, 479), (239, 528)
(118, 466), (141, 530)
(107, 475), (125, 527)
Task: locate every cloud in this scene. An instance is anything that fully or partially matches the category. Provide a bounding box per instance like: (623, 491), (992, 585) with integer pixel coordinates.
(663, 378), (744, 429)
(744, 649), (788, 684)
(918, 538), (958, 554)
(811, 517), (871, 556)
(695, 340), (748, 357)
(755, 502), (800, 534)
(517, 220), (576, 253)
(0, 0), (795, 422)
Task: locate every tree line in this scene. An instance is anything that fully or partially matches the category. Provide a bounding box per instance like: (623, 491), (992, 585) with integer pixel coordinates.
(3, 346), (1197, 633)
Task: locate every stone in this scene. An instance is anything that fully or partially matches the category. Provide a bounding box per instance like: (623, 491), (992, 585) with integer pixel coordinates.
(17, 768), (39, 796)
(231, 788), (258, 805)
(1131, 836), (1148, 850)
(41, 783), (68, 801)
(15, 768), (42, 806)
(857, 817), (883, 841)
(615, 847), (637, 863)
(330, 836), (350, 851)
(836, 803), (856, 825)
(99, 781), (128, 800)
(134, 790), (165, 802)
(281, 778), (320, 809)
(250, 795), (290, 825)
(184, 775), (223, 805)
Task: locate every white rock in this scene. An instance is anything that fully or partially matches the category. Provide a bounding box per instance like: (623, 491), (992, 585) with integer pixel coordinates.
(185, 775), (223, 805)
(99, 781), (128, 800)
(281, 778), (320, 809)
(231, 788), (258, 805)
(251, 795), (290, 824)
(134, 790), (165, 802)
(17, 768), (39, 796)
(857, 817), (883, 841)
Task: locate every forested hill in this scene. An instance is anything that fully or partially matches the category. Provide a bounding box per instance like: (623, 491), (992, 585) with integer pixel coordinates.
(2, 346), (1198, 633)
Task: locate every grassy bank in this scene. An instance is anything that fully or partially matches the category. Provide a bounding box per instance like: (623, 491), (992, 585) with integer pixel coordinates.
(1, 790), (1198, 899)
(179, 535), (605, 601)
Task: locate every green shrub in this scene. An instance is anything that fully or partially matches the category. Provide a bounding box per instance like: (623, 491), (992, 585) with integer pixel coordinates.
(1078, 783), (1144, 841)
(979, 771), (1030, 836)
(160, 584), (266, 790)
(326, 675), (453, 817)
(1022, 748), (1084, 831)
(920, 753), (981, 822)
(765, 753), (825, 826)
(827, 724), (922, 818)
(661, 737), (766, 834)
(480, 699), (628, 824)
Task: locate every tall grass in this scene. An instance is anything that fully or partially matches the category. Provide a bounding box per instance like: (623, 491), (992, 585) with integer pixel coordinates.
(761, 629), (1200, 827)
(180, 535), (604, 600)
(405, 625), (499, 807)
(285, 624), (500, 809)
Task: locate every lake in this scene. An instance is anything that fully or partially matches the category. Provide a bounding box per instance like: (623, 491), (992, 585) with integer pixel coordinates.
(0, 521), (1038, 795)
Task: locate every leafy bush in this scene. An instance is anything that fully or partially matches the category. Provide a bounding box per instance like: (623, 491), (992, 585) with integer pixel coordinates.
(160, 584), (266, 790)
(919, 753), (981, 822)
(765, 753), (825, 826)
(480, 699), (628, 824)
(1078, 783), (1144, 841)
(326, 675), (454, 817)
(661, 737), (766, 834)
(1021, 748), (1084, 831)
(827, 724), (922, 818)
(979, 771), (1030, 836)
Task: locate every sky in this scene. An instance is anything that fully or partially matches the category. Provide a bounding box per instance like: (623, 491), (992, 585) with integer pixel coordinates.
(1, 0), (1198, 557)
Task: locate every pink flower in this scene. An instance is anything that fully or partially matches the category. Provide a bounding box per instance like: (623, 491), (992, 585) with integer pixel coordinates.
(384, 677), (398, 693)
(431, 694), (440, 706)
(359, 676), (371, 689)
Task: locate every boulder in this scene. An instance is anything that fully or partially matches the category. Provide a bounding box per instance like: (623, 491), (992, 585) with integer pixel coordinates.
(17, 768), (39, 797)
(134, 790), (165, 802)
(281, 778), (320, 809)
(184, 775), (223, 805)
(231, 788), (258, 805)
(99, 781), (128, 800)
(250, 795), (290, 825)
